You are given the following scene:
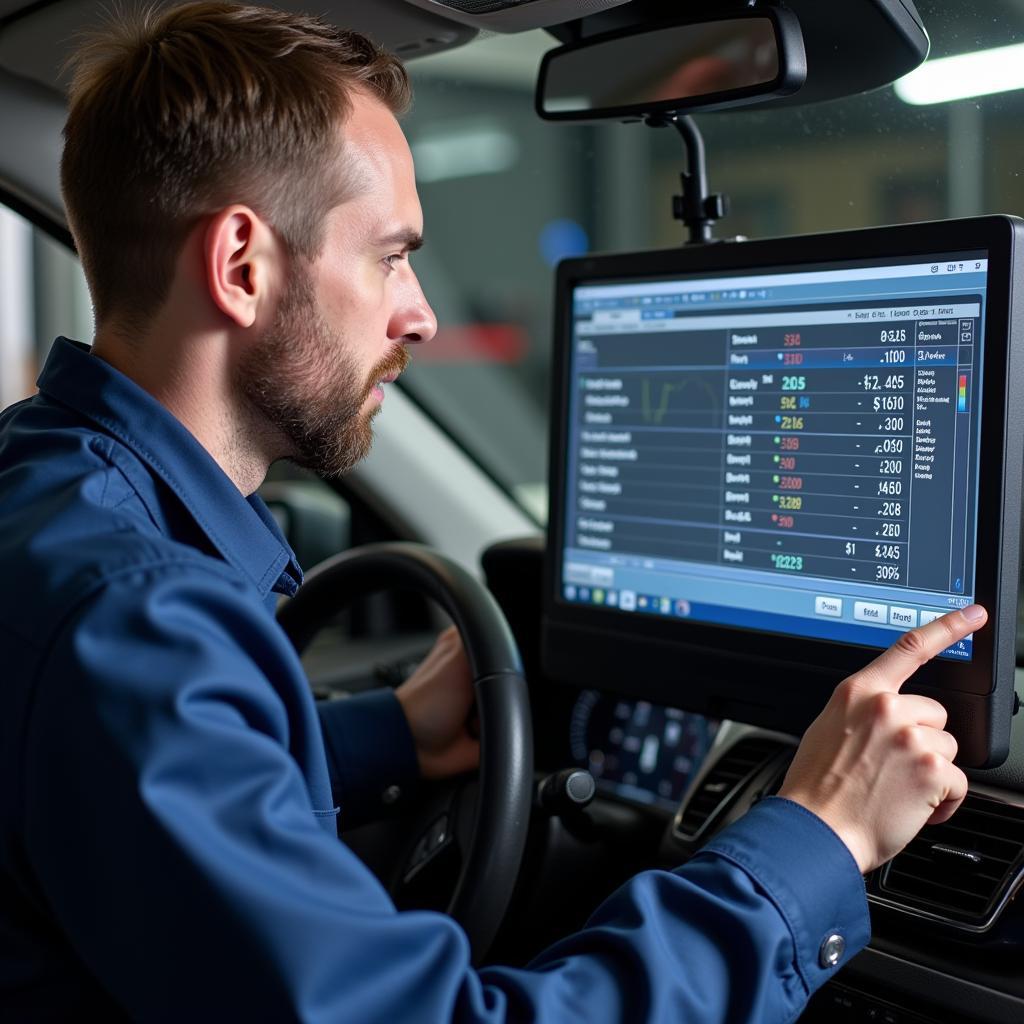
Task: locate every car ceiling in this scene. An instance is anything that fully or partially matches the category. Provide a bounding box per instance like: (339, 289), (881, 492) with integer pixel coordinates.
(0, 0), (479, 94)
(2, 0), (1022, 242)
(0, 0), (482, 239)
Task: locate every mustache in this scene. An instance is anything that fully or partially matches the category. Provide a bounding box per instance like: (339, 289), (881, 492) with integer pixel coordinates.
(365, 346), (411, 394)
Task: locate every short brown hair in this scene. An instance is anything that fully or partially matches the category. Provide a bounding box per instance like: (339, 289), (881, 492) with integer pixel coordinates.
(61, 2), (410, 329)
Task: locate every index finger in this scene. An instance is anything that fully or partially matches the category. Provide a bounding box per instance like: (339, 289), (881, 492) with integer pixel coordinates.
(853, 604), (987, 693)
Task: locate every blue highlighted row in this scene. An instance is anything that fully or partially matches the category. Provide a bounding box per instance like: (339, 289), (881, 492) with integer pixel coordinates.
(729, 345), (961, 369)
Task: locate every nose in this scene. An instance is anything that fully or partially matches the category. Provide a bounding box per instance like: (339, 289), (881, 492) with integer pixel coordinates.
(390, 272), (437, 345)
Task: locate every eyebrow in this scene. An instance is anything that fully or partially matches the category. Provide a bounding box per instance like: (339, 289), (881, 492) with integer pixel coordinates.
(375, 229), (424, 252)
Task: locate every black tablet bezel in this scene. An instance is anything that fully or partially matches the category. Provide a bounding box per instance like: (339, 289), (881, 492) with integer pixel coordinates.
(542, 216), (1024, 767)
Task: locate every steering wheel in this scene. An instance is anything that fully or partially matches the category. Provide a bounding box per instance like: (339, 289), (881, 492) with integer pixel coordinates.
(276, 542), (534, 964)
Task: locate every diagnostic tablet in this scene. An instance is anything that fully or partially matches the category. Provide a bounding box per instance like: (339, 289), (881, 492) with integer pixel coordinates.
(543, 216), (1024, 767)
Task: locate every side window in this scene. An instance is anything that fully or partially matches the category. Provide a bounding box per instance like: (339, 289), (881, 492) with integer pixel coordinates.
(0, 204), (91, 406)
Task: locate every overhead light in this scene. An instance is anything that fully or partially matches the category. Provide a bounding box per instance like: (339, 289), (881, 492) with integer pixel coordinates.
(895, 42), (1024, 105)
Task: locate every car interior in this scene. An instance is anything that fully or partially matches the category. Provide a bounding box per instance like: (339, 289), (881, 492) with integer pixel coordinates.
(2, 1), (1024, 1021)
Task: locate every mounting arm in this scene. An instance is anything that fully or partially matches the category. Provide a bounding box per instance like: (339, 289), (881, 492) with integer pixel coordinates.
(644, 112), (729, 245)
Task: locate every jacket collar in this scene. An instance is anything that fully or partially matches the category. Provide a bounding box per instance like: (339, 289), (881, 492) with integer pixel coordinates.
(37, 338), (303, 598)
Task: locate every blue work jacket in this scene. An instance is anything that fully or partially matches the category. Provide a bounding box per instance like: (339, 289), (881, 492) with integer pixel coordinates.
(0, 338), (869, 1022)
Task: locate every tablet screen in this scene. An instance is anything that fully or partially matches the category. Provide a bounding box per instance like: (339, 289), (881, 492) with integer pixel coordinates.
(557, 252), (987, 660)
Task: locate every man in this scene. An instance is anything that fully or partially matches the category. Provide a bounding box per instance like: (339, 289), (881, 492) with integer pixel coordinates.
(0, 3), (979, 1021)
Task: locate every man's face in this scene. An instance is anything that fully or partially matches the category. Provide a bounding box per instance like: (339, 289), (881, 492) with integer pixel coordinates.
(238, 91), (436, 478)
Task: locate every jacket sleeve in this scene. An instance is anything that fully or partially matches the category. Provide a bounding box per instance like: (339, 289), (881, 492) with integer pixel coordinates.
(23, 563), (869, 1024)
(317, 688), (422, 830)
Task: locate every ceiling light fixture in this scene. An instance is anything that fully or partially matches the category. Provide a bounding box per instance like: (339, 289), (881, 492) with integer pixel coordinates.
(895, 42), (1024, 105)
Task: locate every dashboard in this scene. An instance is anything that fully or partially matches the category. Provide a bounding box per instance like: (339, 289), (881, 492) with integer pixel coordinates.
(555, 684), (1024, 1024)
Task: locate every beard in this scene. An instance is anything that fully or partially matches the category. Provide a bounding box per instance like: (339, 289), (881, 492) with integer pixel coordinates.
(238, 265), (409, 478)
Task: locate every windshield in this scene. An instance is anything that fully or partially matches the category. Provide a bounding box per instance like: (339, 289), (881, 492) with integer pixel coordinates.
(400, 1), (1024, 524)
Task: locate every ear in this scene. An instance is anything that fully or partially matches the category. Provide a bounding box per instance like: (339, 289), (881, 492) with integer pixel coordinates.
(203, 205), (281, 329)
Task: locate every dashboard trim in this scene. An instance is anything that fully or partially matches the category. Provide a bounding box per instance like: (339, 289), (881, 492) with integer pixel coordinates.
(843, 946), (1024, 1024)
(670, 722), (797, 843)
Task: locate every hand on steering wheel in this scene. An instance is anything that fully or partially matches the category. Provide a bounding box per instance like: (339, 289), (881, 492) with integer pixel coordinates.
(396, 626), (481, 780)
(277, 542), (533, 964)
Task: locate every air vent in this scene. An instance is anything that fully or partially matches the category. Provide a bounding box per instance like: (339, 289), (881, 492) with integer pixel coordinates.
(874, 793), (1024, 931)
(674, 736), (787, 840)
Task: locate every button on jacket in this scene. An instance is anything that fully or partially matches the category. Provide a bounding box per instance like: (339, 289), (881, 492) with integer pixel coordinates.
(0, 338), (870, 1022)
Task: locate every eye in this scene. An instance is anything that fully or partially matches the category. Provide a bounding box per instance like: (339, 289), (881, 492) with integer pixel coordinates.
(382, 252), (406, 272)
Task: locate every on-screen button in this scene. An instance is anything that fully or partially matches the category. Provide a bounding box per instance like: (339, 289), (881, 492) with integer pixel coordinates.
(854, 601), (888, 623)
(815, 596), (843, 618)
(889, 606), (918, 628)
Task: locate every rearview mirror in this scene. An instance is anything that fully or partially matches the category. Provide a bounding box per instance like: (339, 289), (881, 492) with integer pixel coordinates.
(536, 8), (806, 121)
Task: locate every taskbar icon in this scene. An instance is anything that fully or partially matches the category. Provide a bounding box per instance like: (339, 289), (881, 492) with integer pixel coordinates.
(563, 584), (691, 619)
